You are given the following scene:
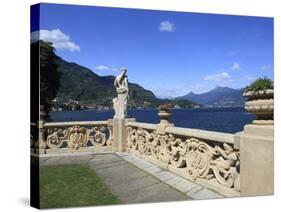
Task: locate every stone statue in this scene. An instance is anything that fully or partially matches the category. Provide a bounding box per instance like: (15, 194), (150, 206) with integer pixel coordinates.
(113, 68), (129, 119)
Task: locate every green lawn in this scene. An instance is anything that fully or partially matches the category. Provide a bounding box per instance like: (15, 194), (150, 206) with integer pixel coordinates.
(40, 164), (121, 208)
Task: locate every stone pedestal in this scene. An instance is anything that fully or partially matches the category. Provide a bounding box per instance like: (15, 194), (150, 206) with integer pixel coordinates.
(156, 107), (174, 134)
(240, 124), (274, 196)
(109, 118), (135, 152)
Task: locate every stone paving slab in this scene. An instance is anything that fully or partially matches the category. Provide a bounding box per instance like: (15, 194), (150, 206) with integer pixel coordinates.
(115, 152), (131, 157)
(153, 171), (176, 182)
(122, 155), (153, 169)
(186, 187), (224, 200)
(166, 176), (198, 193)
(143, 165), (162, 175)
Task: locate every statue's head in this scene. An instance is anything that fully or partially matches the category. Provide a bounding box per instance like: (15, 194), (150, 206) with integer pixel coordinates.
(120, 68), (127, 74)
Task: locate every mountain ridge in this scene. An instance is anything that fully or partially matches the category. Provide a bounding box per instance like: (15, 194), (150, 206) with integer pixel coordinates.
(176, 86), (246, 107)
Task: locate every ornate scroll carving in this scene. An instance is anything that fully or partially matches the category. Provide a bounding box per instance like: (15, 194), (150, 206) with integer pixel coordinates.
(170, 137), (186, 168)
(65, 126), (88, 149)
(158, 134), (172, 164)
(90, 126), (106, 146)
(186, 138), (213, 179)
(127, 126), (240, 192)
(45, 124), (110, 150)
(46, 128), (64, 149)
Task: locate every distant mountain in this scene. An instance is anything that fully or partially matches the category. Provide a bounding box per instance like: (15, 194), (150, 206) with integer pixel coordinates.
(55, 57), (199, 109)
(176, 86), (245, 107)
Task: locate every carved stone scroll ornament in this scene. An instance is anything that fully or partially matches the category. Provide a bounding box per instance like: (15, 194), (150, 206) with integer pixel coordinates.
(170, 137), (187, 168)
(64, 126), (89, 149)
(149, 131), (160, 157)
(127, 127), (150, 153)
(90, 126), (107, 146)
(127, 127), (136, 149)
(185, 138), (213, 179)
(46, 128), (64, 149)
(158, 134), (175, 164)
(135, 128), (151, 154)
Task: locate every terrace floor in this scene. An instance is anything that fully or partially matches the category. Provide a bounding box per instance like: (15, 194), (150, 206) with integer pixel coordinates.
(39, 152), (223, 204)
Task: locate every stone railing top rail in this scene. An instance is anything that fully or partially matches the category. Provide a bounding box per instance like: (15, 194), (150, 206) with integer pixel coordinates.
(127, 121), (235, 144)
(126, 121), (157, 130)
(165, 126), (235, 144)
(44, 120), (108, 127)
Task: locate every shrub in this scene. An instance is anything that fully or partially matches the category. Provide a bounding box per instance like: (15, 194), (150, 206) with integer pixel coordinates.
(245, 77), (273, 92)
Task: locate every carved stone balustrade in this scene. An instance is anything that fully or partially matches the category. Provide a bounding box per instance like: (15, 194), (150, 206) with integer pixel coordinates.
(38, 121), (113, 154)
(126, 122), (240, 197)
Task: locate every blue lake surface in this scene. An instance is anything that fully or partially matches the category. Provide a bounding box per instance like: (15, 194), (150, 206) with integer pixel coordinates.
(49, 107), (255, 134)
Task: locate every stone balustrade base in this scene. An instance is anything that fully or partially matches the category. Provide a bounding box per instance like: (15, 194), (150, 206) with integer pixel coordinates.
(31, 146), (113, 156)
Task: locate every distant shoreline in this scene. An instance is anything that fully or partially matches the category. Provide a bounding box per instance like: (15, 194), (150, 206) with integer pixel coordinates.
(50, 106), (245, 113)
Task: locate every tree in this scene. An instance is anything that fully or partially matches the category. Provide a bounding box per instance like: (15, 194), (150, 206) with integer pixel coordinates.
(31, 40), (61, 112)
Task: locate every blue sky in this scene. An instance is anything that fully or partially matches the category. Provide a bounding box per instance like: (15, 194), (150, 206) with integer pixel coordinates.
(32, 3), (274, 98)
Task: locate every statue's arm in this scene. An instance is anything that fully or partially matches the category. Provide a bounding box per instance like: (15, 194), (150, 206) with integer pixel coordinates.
(124, 77), (128, 88)
(120, 70), (126, 79)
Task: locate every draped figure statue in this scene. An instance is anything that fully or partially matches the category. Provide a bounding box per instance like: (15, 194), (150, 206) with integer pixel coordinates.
(113, 68), (129, 119)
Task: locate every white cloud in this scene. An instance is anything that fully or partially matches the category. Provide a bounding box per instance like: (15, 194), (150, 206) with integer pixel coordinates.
(159, 21), (176, 32)
(93, 65), (118, 72)
(204, 72), (232, 83)
(31, 29), (80, 52)
(231, 62), (240, 70)
(94, 65), (110, 71)
(260, 65), (272, 71)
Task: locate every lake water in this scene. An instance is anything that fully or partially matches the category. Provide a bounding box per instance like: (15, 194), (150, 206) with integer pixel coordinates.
(49, 107), (255, 134)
